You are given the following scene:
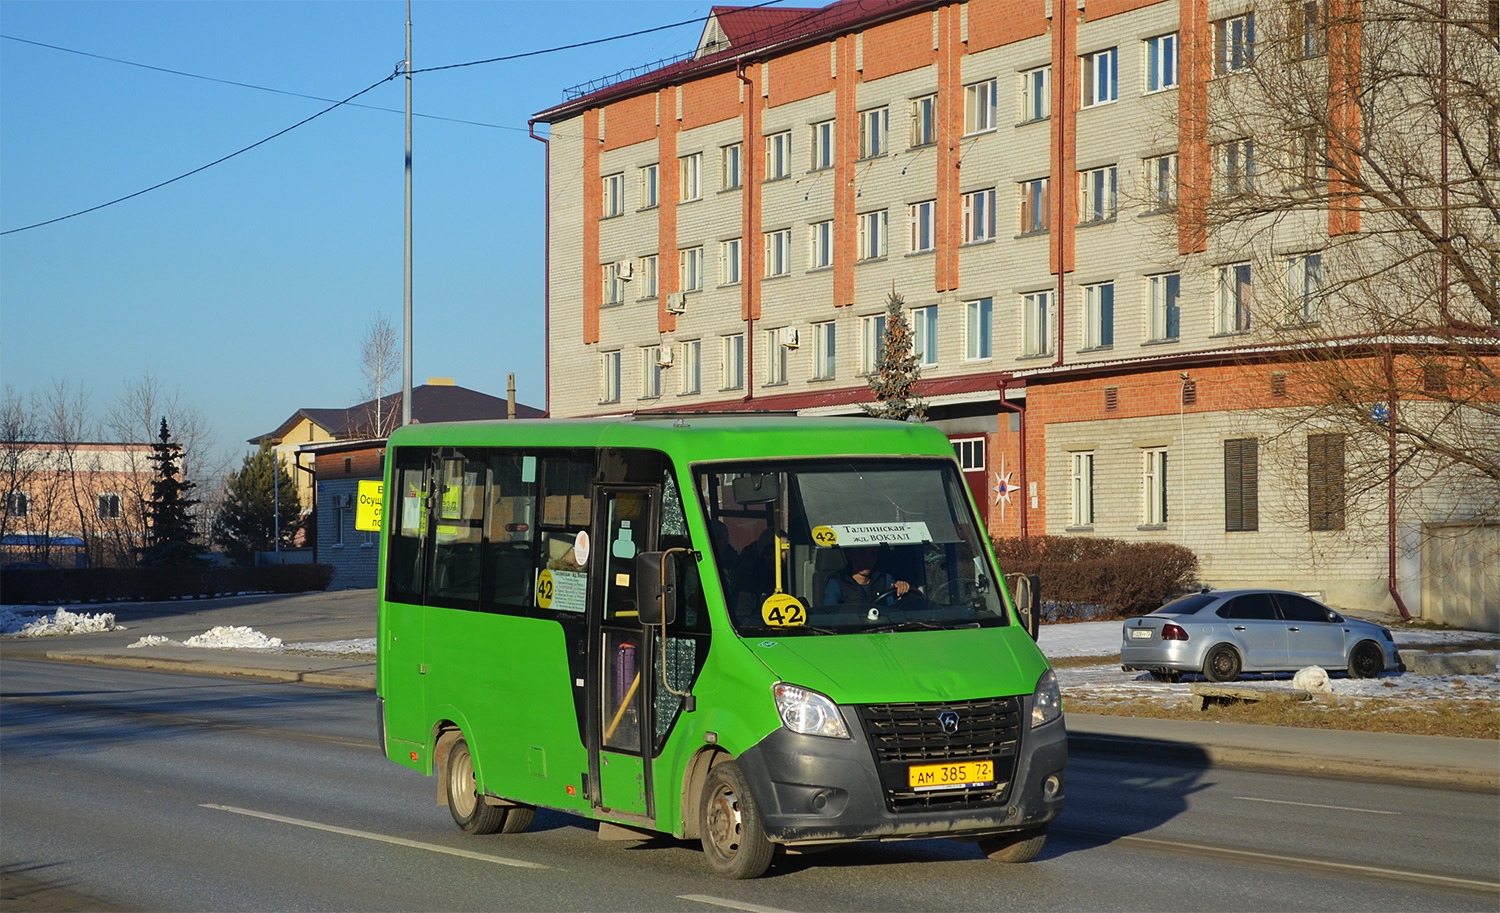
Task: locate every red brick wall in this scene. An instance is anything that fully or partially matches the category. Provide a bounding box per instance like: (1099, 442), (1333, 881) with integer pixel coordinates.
(769, 42), (833, 107)
(1178, 0), (1209, 255)
(1050, 8), (1079, 275)
(861, 13), (935, 80)
(682, 71), (741, 130)
(936, 2), (962, 293)
(967, 0), (1048, 52)
(658, 87), (680, 335)
(1327, 0), (1363, 236)
(834, 34), (858, 309)
(603, 92), (657, 151)
(1087, 0), (1170, 20)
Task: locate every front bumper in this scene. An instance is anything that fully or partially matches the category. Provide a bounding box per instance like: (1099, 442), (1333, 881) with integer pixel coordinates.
(733, 704), (1066, 845)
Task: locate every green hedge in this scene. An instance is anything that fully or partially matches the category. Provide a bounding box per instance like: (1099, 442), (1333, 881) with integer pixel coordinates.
(0, 564), (335, 606)
(990, 536), (1200, 621)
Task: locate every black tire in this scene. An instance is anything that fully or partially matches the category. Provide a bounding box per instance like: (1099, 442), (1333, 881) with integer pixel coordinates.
(499, 805), (535, 834)
(1149, 670), (1182, 684)
(1203, 645), (1242, 683)
(978, 824), (1048, 863)
(700, 760), (775, 879)
(447, 738), (506, 835)
(1348, 641), (1385, 679)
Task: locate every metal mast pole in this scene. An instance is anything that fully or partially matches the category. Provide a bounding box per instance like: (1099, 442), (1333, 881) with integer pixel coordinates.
(402, 0), (414, 427)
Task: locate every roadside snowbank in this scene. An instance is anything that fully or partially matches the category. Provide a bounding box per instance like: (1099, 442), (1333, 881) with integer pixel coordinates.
(0, 608), (123, 637)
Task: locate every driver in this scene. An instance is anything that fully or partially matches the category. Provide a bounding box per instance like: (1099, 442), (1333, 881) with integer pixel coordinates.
(823, 546), (912, 607)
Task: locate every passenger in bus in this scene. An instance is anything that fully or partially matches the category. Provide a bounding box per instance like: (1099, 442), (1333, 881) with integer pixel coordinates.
(823, 546), (912, 607)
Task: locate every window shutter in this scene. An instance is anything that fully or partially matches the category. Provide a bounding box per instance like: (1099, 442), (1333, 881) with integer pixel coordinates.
(1225, 438), (1259, 532)
(1308, 433), (1345, 531)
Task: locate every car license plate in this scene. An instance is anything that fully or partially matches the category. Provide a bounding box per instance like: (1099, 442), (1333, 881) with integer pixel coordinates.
(908, 760), (994, 791)
(1130, 629), (1153, 639)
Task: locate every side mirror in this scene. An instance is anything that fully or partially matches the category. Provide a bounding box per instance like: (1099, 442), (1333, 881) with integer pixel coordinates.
(637, 550), (679, 626)
(1009, 573), (1041, 641)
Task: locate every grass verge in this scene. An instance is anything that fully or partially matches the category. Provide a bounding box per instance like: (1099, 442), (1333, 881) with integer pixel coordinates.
(1064, 694), (1500, 740)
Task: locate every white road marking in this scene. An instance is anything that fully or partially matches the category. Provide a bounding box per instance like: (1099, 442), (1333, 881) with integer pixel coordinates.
(1233, 796), (1400, 815)
(680, 894), (803, 913)
(201, 804), (548, 869)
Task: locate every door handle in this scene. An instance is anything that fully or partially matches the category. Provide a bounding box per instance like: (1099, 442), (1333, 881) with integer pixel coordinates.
(1233, 625), (1246, 631)
(1288, 626), (1301, 632)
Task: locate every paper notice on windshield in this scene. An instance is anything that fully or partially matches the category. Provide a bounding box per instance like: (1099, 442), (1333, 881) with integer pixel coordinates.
(822, 522), (932, 546)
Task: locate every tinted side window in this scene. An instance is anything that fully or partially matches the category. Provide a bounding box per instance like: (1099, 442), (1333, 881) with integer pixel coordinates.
(385, 449), (429, 605)
(1220, 593), (1277, 620)
(1154, 593), (1216, 615)
(1276, 593), (1331, 623)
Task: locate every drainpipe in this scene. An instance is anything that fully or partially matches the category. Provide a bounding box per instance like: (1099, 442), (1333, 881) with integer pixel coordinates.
(1385, 344), (1413, 620)
(529, 119), (551, 416)
(996, 377), (1028, 539)
(1051, 0), (1070, 372)
(737, 60), (757, 406)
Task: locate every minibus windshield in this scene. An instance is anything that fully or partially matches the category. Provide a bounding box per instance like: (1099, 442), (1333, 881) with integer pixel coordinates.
(697, 459), (1011, 636)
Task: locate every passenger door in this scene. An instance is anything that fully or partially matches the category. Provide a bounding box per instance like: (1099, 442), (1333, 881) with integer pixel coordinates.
(1218, 593), (1288, 670)
(1275, 593), (1347, 668)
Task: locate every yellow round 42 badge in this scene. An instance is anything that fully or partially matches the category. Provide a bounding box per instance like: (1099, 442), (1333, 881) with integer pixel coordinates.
(811, 525), (838, 548)
(760, 593), (807, 627)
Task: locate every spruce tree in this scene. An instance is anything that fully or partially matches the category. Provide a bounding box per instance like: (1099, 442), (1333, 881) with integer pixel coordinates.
(211, 441), (302, 566)
(141, 418), (204, 566)
(864, 288), (927, 421)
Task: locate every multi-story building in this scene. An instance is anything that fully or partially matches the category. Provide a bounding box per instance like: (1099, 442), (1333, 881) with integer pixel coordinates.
(0, 441), (154, 568)
(534, 0), (1498, 625)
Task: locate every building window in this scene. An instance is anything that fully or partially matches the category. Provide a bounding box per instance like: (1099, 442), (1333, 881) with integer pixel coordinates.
(1080, 47), (1118, 106)
(1070, 451), (1095, 527)
(765, 229), (792, 277)
(1291, 125), (1326, 188)
(811, 119), (835, 171)
(1295, 0), (1327, 58)
(1020, 66), (1050, 122)
(1308, 433), (1345, 531)
(1020, 178), (1050, 233)
(602, 262), (625, 306)
(722, 143), (742, 190)
(720, 238), (742, 286)
(1145, 33), (1179, 92)
(1147, 273), (1181, 341)
(600, 351), (621, 404)
(810, 220), (834, 269)
(1285, 252), (1324, 324)
(722, 334), (745, 390)
(602, 173), (624, 218)
(766, 131), (792, 180)
(909, 200), (936, 253)
(1217, 262), (1253, 333)
(965, 297), (993, 360)
(1217, 139), (1255, 195)
(859, 107), (888, 158)
(1145, 153), (1179, 211)
(681, 246), (704, 292)
(910, 94), (936, 147)
(1082, 282), (1114, 349)
(1078, 166), (1118, 223)
(812, 321), (836, 379)
(858, 210), (888, 261)
(1215, 13), (1256, 75)
(955, 438), (986, 471)
(639, 255), (658, 300)
(1141, 448), (1168, 526)
(6, 491), (30, 519)
(680, 152), (702, 202)
(1224, 438), (1259, 532)
(766, 328), (790, 385)
(963, 189), (996, 243)
(1022, 291), (1052, 356)
(861, 312), (887, 374)
(965, 78), (998, 134)
(912, 305), (938, 366)
(681, 340), (701, 395)
(639, 163), (659, 209)
(641, 346), (664, 399)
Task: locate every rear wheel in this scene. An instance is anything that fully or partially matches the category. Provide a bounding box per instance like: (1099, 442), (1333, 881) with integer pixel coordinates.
(1348, 641), (1385, 679)
(700, 761), (774, 879)
(1203, 645), (1242, 683)
(447, 738), (506, 835)
(979, 824), (1048, 863)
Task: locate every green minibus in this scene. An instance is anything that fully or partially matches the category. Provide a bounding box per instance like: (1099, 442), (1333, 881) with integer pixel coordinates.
(376, 415), (1064, 878)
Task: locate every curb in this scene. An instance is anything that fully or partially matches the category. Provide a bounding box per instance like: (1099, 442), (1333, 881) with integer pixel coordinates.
(39, 651), (376, 691)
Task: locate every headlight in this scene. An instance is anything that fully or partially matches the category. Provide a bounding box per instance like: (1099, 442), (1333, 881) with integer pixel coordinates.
(772, 683), (850, 739)
(1031, 669), (1062, 729)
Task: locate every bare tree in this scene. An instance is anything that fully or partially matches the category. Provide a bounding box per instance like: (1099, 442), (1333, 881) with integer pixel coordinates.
(0, 387), (41, 556)
(356, 314), (401, 438)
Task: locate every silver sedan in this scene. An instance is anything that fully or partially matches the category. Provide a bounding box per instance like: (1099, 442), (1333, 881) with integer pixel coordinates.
(1120, 589), (1401, 683)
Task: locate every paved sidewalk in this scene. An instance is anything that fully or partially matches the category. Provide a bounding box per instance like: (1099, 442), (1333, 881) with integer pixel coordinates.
(4, 590), (1496, 791)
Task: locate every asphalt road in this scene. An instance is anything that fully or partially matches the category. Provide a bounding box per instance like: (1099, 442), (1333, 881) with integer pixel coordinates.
(3, 659), (1497, 912)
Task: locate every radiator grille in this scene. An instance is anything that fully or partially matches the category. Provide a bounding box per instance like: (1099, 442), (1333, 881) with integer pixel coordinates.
(855, 697), (1022, 811)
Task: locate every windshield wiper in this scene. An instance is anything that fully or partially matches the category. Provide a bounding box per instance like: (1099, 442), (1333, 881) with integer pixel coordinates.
(864, 619), (957, 634)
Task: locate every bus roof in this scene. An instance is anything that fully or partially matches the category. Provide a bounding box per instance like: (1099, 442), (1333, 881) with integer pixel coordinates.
(384, 414), (958, 463)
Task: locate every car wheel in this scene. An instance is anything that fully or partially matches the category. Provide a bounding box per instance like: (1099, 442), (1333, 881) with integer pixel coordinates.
(700, 760), (775, 879)
(1149, 671), (1182, 683)
(978, 825), (1048, 863)
(1348, 641), (1385, 679)
(447, 738), (507, 834)
(1203, 645), (1242, 683)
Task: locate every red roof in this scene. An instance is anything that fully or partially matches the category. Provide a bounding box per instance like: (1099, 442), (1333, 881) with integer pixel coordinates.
(535, 0), (939, 122)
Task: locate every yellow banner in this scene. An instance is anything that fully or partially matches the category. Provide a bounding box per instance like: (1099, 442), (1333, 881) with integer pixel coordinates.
(356, 480), (384, 531)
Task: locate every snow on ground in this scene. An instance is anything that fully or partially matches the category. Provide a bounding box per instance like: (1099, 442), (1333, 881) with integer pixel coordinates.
(0, 607), (123, 637)
(126, 626), (284, 651)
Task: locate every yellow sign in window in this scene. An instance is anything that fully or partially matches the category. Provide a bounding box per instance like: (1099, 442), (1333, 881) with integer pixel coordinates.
(355, 480), (384, 532)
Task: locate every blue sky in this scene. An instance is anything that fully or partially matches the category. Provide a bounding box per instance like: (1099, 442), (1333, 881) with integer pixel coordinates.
(1, 0), (720, 465)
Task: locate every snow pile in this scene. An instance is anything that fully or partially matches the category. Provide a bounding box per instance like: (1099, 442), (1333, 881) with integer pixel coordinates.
(0, 607), (123, 637)
(126, 626), (283, 651)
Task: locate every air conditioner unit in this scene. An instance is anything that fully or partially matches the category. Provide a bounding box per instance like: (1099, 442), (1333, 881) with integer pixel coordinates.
(665, 293), (686, 314)
(656, 346), (675, 367)
(616, 260), (634, 280)
(781, 328), (800, 349)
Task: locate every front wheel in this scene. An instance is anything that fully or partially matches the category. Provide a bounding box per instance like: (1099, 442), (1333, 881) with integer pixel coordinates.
(1203, 645), (1242, 683)
(447, 738), (506, 834)
(1348, 641), (1385, 679)
(978, 824), (1048, 863)
(700, 761), (775, 879)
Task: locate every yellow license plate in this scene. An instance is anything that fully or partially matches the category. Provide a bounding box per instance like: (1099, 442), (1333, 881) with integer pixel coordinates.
(907, 760), (994, 791)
